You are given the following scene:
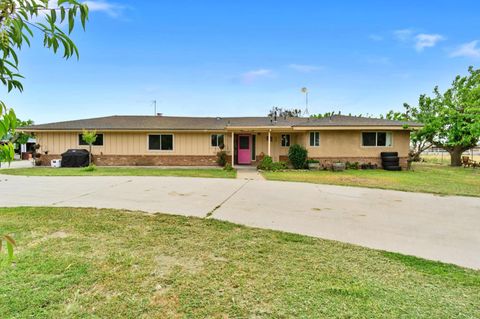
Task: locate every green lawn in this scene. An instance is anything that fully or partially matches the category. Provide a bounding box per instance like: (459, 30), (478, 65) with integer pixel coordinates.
(1, 207), (479, 318)
(262, 163), (480, 197)
(0, 167), (236, 178)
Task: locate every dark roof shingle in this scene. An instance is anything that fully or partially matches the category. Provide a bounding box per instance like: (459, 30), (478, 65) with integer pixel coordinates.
(21, 115), (421, 131)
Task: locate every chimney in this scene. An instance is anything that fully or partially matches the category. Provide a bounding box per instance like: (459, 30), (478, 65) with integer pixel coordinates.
(156, 113), (163, 116)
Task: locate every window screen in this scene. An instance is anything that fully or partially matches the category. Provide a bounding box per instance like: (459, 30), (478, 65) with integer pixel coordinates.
(281, 134), (290, 147)
(309, 132), (320, 146)
(362, 132), (377, 146)
(211, 134), (224, 147)
(362, 132), (392, 147)
(161, 134), (173, 150)
(79, 134), (104, 146)
(149, 134), (173, 150)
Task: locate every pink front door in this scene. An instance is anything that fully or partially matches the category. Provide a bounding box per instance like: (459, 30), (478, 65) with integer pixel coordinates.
(237, 135), (251, 164)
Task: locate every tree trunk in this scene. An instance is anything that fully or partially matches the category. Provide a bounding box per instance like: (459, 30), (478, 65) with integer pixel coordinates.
(449, 147), (464, 166)
(89, 144), (92, 165)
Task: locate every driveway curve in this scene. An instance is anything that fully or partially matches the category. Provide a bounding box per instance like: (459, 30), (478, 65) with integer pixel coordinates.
(1, 174), (479, 269)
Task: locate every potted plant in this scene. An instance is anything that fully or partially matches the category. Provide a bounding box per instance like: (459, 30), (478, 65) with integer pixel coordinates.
(306, 159), (320, 170)
(332, 161), (346, 171)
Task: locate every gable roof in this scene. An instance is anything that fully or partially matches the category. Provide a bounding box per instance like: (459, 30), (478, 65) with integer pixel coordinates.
(20, 115), (421, 131)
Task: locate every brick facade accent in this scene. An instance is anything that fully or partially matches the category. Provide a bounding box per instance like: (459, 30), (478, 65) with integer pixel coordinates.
(279, 156), (408, 169)
(36, 154), (219, 167)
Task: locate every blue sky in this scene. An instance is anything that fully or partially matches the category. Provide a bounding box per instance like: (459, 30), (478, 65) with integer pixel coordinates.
(4, 0), (480, 124)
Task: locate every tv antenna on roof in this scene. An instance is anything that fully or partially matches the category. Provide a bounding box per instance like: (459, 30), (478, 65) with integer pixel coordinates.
(301, 87), (309, 116)
(152, 100), (157, 115)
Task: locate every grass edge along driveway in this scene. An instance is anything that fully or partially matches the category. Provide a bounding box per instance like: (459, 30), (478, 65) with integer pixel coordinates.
(0, 167), (236, 178)
(262, 163), (480, 197)
(0, 207), (479, 318)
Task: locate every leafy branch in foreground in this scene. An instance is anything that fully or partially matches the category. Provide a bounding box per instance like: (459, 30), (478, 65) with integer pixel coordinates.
(0, 0), (89, 266)
(0, 235), (16, 265)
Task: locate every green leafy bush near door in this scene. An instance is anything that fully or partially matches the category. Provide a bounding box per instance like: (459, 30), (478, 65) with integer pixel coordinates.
(257, 156), (287, 171)
(288, 144), (308, 169)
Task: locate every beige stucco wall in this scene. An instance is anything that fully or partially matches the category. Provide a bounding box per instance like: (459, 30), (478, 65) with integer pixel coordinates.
(300, 130), (410, 158)
(35, 129), (410, 161)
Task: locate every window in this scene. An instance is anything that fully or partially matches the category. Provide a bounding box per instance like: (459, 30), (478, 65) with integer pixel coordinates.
(362, 132), (392, 147)
(309, 132), (320, 147)
(211, 134), (224, 147)
(281, 134), (290, 147)
(239, 135), (250, 149)
(148, 134), (174, 150)
(79, 134), (104, 146)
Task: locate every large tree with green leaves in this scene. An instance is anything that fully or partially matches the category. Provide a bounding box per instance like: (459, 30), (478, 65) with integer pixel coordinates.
(385, 107), (432, 163)
(397, 67), (480, 166)
(0, 0), (88, 264)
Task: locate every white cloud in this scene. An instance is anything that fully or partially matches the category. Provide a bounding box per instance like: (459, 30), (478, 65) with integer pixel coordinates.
(393, 29), (414, 42)
(450, 40), (480, 58)
(414, 33), (444, 51)
(288, 64), (322, 73)
(83, 1), (126, 17)
(240, 69), (273, 84)
(393, 29), (444, 51)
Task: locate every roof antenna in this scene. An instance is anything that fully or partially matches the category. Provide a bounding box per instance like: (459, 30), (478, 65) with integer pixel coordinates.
(301, 87), (309, 116)
(152, 100), (157, 116)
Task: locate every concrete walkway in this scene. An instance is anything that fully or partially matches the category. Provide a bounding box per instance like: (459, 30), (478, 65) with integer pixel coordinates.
(1, 174), (479, 269)
(235, 166), (265, 181)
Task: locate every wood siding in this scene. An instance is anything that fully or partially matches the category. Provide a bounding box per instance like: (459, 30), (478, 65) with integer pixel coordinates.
(35, 130), (410, 160)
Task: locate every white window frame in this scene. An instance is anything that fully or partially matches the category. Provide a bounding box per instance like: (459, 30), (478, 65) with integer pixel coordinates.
(281, 134), (291, 147)
(147, 133), (175, 152)
(211, 134), (224, 147)
(361, 131), (393, 147)
(309, 132), (320, 147)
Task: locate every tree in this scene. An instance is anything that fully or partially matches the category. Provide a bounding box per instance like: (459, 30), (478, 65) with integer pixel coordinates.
(385, 109), (432, 162)
(0, 0), (88, 162)
(9, 118), (34, 145)
(82, 129), (97, 165)
(0, 0), (89, 265)
(399, 67), (480, 166)
(268, 107), (302, 118)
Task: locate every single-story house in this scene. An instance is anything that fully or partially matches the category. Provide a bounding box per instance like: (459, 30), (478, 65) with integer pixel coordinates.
(21, 115), (421, 168)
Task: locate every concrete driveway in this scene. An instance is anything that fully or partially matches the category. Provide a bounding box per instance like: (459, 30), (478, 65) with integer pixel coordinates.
(1, 174), (479, 269)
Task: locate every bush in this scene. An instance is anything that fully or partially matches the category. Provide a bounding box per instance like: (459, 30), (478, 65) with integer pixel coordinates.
(223, 163), (234, 171)
(346, 161), (359, 170)
(257, 156), (287, 171)
(82, 164), (96, 172)
(306, 159), (319, 164)
(288, 144), (308, 169)
(271, 161), (288, 171)
(257, 155), (274, 170)
(217, 151), (228, 167)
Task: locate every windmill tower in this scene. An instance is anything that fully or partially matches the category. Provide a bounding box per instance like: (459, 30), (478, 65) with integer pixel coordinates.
(301, 87), (309, 116)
